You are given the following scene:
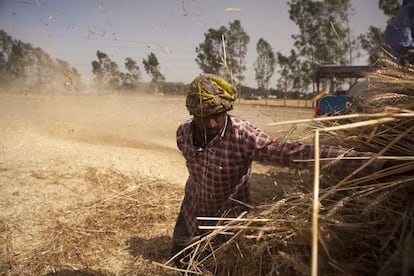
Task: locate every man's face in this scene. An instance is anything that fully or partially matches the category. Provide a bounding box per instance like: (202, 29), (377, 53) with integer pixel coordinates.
(193, 112), (227, 139)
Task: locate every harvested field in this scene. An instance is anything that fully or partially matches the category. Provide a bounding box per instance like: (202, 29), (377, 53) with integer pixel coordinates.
(0, 93), (313, 275)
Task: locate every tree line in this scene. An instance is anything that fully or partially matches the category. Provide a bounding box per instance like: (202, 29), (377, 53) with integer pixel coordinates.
(0, 29), (82, 93)
(193, 0), (399, 99)
(0, 0), (400, 97)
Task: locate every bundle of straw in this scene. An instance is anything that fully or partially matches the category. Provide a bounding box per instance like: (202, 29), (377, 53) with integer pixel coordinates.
(354, 60), (414, 114)
(165, 61), (414, 275)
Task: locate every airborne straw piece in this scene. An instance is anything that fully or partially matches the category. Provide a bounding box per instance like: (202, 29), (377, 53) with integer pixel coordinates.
(224, 7), (241, 12)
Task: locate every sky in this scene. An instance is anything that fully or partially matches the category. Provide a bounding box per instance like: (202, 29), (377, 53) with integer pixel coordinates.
(0, 0), (389, 88)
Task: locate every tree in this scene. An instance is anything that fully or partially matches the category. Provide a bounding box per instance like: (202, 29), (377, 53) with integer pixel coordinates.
(91, 50), (120, 88)
(289, 0), (350, 64)
(379, 0), (401, 18)
(0, 30), (13, 82)
(142, 52), (165, 83)
(56, 58), (82, 90)
(358, 26), (387, 64)
(0, 29), (81, 92)
(195, 20), (250, 86)
(276, 50), (308, 99)
(195, 26), (227, 76)
(358, 0), (400, 64)
(279, 0), (357, 94)
(5, 35), (52, 85)
(123, 57), (141, 88)
(225, 20), (250, 86)
(8, 41), (32, 80)
(254, 38), (275, 103)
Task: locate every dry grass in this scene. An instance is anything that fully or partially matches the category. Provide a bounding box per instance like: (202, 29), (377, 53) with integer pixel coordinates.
(1, 170), (183, 276)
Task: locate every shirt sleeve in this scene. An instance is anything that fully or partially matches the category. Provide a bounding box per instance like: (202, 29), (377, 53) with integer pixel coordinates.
(244, 124), (385, 177)
(176, 120), (191, 153)
(176, 125), (184, 152)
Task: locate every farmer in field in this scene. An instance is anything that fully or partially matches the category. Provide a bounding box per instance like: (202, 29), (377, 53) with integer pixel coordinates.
(170, 73), (385, 269)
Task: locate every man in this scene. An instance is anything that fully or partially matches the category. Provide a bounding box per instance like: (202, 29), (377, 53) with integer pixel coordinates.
(384, 0), (414, 65)
(170, 74), (384, 268)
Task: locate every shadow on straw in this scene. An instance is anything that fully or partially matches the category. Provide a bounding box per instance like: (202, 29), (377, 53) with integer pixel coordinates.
(46, 269), (110, 276)
(126, 235), (172, 263)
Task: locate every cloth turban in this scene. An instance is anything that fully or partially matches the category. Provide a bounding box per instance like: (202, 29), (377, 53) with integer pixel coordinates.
(186, 74), (238, 117)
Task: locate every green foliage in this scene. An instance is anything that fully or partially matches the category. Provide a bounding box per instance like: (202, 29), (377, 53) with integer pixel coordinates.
(379, 0), (401, 18)
(195, 20), (250, 85)
(142, 52), (165, 83)
(122, 57), (141, 89)
(91, 52), (144, 90)
(276, 49), (309, 95)
(254, 38), (276, 91)
(275, 0), (358, 94)
(195, 26), (227, 76)
(289, 0), (353, 64)
(91, 50), (121, 89)
(225, 20), (250, 84)
(0, 29), (81, 92)
(358, 26), (388, 64)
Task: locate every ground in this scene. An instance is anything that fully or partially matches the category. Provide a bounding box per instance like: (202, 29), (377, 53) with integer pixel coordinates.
(0, 93), (314, 275)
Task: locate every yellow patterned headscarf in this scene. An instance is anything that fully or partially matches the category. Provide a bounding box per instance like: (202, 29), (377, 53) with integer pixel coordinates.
(186, 74), (238, 117)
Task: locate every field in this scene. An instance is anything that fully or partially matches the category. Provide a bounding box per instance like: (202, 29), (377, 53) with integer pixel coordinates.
(0, 93), (314, 275)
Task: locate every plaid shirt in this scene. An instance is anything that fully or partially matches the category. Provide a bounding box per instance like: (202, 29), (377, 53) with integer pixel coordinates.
(176, 115), (383, 237)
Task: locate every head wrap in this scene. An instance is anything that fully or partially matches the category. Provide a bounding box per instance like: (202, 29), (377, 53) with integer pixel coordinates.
(186, 74), (238, 117)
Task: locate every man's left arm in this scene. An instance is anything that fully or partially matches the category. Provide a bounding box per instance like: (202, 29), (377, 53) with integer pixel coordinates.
(255, 138), (385, 177)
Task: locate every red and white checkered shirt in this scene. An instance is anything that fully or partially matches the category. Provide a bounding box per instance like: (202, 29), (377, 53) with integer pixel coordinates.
(176, 115), (383, 237)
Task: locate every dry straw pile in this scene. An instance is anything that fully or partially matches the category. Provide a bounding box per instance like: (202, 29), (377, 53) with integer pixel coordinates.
(1, 170), (182, 276)
(166, 61), (414, 275)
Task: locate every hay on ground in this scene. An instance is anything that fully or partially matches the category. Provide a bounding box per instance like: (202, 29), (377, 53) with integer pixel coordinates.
(2, 172), (182, 276)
